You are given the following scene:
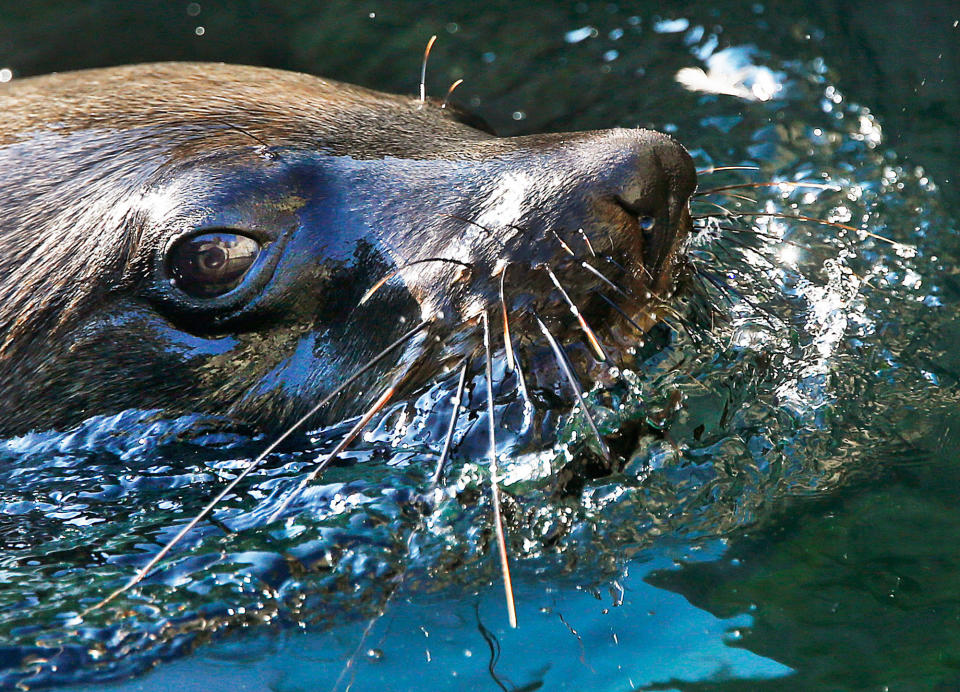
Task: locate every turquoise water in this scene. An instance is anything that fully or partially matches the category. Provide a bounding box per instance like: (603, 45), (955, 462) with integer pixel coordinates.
(0, 2), (957, 690)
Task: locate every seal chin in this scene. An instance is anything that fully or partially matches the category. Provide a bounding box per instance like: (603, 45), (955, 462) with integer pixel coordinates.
(0, 62), (697, 434)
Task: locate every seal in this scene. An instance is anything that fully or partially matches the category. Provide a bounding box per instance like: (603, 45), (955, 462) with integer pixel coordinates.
(0, 62), (697, 435)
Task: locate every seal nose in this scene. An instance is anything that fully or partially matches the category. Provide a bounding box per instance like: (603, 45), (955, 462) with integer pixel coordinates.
(604, 129), (697, 285)
(463, 126), (696, 293)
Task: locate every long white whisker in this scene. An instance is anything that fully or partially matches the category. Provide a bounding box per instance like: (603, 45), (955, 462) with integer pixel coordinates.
(696, 164), (760, 175)
(359, 257), (472, 306)
(430, 362), (469, 487)
(511, 343), (532, 409)
(535, 314), (611, 462)
(83, 318), (432, 614)
(548, 229), (576, 256)
(267, 384), (397, 523)
(419, 35), (438, 104)
(580, 261), (632, 300)
(482, 310), (518, 629)
(333, 361), (465, 691)
(576, 227), (597, 257)
(694, 180), (841, 196)
(499, 266), (516, 372)
(441, 78), (464, 109)
(545, 266), (608, 362)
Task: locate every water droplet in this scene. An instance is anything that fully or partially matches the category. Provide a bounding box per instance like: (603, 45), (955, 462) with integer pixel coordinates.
(564, 26), (597, 44)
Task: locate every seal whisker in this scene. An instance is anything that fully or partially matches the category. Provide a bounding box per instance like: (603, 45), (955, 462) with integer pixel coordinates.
(687, 264), (721, 331)
(548, 228), (576, 257)
(419, 34), (438, 104)
(696, 210), (901, 246)
(649, 298), (712, 348)
(499, 269), (532, 407)
(215, 121), (279, 160)
(544, 266), (608, 362)
(599, 250), (657, 286)
(576, 227), (597, 257)
(499, 265), (516, 372)
(692, 199), (740, 216)
(267, 383), (399, 524)
(488, 260), (534, 407)
(511, 346), (533, 409)
(635, 257), (657, 285)
(431, 361), (470, 486)
(713, 224), (872, 288)
(664, 312), (709, 349)
(441, 78), (465, 110)
(723, 192), (759, 204)
(614, 283), (713, 349)
(580, 261), (633, 300)
(539, 224), (596, 262)
(694, 264), (784, 328)
(696, 191), (758, 205)
(590, 289), (648, 335)
(335, 360), (467, 690)
(694, 181), (842, 197)
(335, 361), (470, 689)
(482, 310), (518, 629)
(534, 313), (612, 462)
(696, 192), (757, 216)
(707, 224), (808, 249)
(719, 235), (782, 269)
(603, 256), (628, 274)
(689, 262), (737, 307)
(83, 317), (433, 614)
(696, 165), (761, 175)
(359, 257), (473, 306)
(332, 597), (389, 692)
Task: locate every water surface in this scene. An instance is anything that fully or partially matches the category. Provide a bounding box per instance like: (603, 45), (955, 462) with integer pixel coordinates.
(0, 2), (957, 689)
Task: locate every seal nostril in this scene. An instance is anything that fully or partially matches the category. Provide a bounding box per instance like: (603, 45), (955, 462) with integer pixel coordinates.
(613, 196), (657, 235)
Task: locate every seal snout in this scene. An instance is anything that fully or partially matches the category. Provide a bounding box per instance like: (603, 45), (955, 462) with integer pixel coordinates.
(570, 128), (697, 291)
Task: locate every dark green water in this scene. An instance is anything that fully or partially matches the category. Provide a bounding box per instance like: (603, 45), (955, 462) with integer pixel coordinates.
(0, 2), (957, 690)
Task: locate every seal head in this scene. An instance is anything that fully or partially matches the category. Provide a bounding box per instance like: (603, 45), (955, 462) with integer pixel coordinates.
(0, 62), (696, 434)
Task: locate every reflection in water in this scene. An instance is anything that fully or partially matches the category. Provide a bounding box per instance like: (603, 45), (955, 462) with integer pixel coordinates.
(79, 550), (793, 691)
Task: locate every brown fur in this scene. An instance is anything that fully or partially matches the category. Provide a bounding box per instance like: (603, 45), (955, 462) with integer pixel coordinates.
(0, 63), (696, 434)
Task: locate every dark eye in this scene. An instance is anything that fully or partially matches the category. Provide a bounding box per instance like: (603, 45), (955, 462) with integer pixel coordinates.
(639, 216), (656, 232)
(168, 232), (261, 298)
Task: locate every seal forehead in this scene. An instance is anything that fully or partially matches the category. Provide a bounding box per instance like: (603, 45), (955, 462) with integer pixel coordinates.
(0, 62), (492, 160)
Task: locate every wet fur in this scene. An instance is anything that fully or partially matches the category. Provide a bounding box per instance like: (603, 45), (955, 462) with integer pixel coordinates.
(0, 62), (696, 435)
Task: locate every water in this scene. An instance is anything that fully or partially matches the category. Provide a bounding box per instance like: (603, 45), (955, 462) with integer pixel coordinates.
(0, 2), (957, 689)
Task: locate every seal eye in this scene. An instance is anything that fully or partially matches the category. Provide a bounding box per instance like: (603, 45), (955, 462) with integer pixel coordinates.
(639, 216), (656, 232)
(168, 232), (261, 298)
